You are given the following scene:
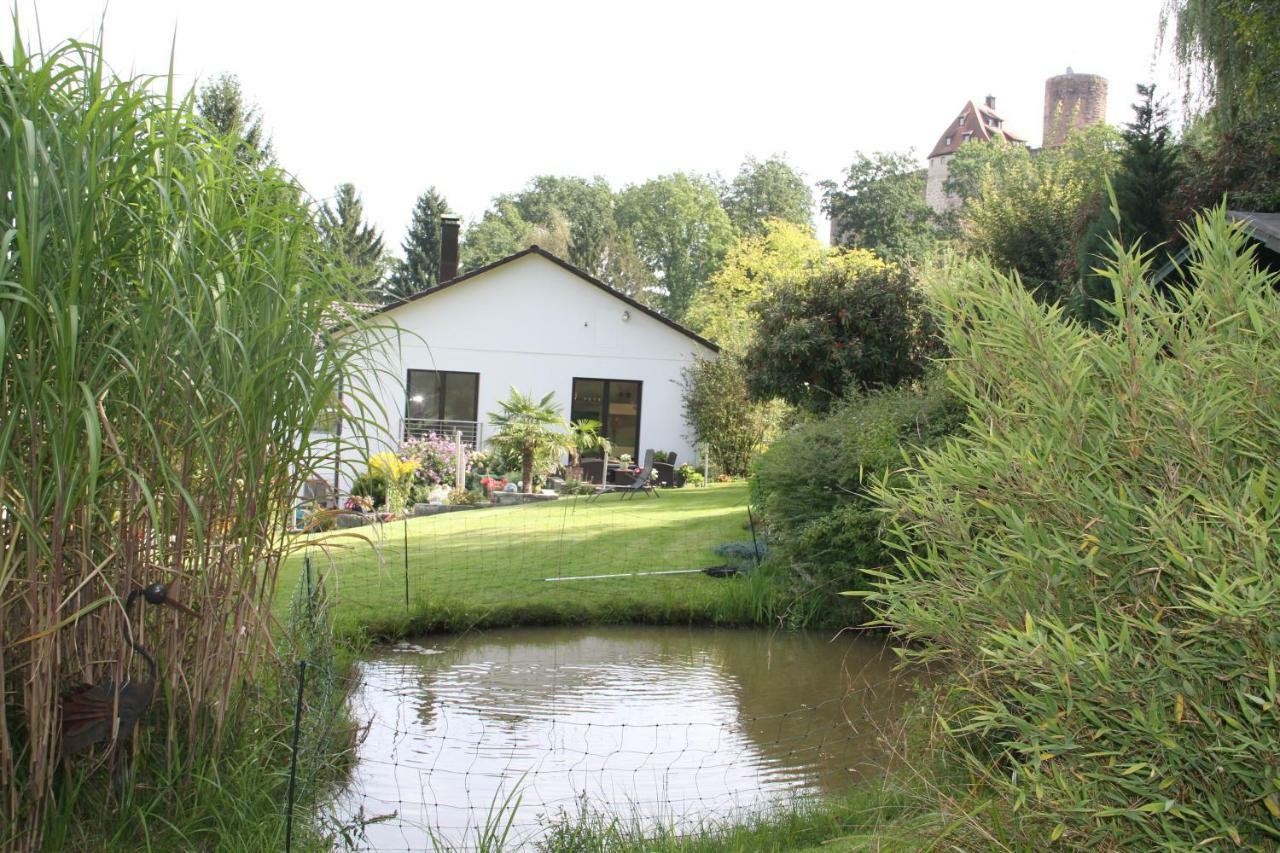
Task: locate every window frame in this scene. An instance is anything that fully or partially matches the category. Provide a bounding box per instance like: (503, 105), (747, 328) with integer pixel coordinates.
(570, 376), (644, 460)
(404, 369), (480, 423)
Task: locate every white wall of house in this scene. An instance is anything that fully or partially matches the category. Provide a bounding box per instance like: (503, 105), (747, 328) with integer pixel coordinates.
(333, 251), (717, 490)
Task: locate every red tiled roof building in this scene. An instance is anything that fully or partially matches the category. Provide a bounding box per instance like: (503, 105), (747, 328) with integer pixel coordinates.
(924, 96), (1026, 214)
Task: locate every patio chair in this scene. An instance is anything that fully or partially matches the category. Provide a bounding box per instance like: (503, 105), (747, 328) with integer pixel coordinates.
(589, 450), (658, 501)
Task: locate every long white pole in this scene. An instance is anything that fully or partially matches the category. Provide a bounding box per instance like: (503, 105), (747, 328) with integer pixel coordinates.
(544, 568), (710, 582)
(455, 429), (464, 491)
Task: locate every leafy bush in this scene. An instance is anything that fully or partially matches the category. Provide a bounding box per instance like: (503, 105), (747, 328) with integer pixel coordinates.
(871, 209), (1280, 848)
(742, 263), (941, 412)
(681, 355), (786, 476)
(350, 472), (386, 509)
(751, 377), (962, 624)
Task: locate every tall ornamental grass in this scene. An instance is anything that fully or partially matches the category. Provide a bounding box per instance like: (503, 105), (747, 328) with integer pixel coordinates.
(0, 36), (380, 848)
(871, 208), (1280, 848)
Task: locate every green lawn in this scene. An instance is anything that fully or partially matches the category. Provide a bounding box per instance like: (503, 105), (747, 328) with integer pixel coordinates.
(278, 482), (773, 638)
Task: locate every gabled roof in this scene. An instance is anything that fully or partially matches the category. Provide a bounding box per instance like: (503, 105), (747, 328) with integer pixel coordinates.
(928, 100), (1026, 159)
(367, 245), (720, 352)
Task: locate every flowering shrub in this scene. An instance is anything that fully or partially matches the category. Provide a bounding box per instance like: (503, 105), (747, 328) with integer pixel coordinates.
(369, 451), (418, 515)
(399, 433), (474, 489)
(479, 475), (508, 496)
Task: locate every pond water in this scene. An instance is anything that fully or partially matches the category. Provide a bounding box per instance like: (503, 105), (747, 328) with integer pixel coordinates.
(330, 626), (929, 850)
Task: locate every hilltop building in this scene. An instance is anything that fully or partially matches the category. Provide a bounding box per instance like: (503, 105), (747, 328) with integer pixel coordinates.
(1044, 68), (1108, 148)
(924, 95), (1026, 214)
(921, 71), (1108, 215)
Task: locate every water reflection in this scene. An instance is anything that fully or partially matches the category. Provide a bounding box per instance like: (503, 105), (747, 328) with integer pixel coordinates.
(332, 626), (926, 850)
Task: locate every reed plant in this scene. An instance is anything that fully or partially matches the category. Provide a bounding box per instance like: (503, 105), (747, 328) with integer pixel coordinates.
(871, 208), (1280, 847)
(0, 31), (384, 848)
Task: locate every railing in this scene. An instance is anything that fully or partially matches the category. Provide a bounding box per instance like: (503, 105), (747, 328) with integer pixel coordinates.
(401, 418), (484, 447)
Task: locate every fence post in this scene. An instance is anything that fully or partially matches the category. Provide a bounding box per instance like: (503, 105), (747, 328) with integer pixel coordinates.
(454, 428), (465, 492)
(747, 506), (762, 567)
(703, 444), (710, 488)
(304, 555), (313, 623)
(285, 659), (307, 852)
(403, 516), (410, 610)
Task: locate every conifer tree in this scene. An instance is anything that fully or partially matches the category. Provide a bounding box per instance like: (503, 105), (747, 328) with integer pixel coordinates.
(321, 183), (386, 299)
(1075, 84), (1181, 324)
(388, 187), (450, 300)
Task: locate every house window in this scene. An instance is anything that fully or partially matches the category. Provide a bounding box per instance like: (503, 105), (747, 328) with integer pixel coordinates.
(944, 135), (953, 146)
(958, 115), (965, 126)
(406, 369), (479, 423)
(571, 378), (642, 461)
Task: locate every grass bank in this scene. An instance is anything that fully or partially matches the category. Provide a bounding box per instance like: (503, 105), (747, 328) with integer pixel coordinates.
(278, 483), (790, 640)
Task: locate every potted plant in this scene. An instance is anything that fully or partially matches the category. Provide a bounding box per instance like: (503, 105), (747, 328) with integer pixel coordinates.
(567, 418), (611, 480)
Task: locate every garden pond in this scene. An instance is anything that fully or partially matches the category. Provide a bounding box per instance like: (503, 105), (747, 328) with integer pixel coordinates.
(329, 625), (931, 850)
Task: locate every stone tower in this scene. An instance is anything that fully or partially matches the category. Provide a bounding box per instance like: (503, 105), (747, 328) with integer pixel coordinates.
(1043, 69), (1107, 147)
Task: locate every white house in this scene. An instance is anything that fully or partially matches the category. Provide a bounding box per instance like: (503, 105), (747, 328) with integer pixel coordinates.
(330, 238), (718, 491)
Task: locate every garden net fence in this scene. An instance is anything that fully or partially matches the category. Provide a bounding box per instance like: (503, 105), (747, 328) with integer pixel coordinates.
(280, 487), (928, 851)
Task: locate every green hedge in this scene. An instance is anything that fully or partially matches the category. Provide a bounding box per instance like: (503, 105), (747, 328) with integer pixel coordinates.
(872, 208), (1280, 848)
(751, 377), (962, 625)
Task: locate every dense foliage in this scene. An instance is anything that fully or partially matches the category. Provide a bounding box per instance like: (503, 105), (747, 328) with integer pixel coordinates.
(751, 378), (963, 626)
(1076, 85), (1183, 324)
(872, 210), (1280, 848)
(195, 71), (272, 164)
(1165, 0), (1280, 212)
(719, 155), (814, 237)
(616, 172), (736, 318)
(320, 182), (387, 299)
(960, 124), (1121, 304)
(743, 262), (940, 411)
(680, 356), (784, 477)
(0, 38), (377, 848)
(686, 220), (849, 354)
(821, 151), (938, 264)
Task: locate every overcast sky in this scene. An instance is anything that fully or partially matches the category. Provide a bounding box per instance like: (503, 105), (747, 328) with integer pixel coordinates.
(7, 1), (1176, 248)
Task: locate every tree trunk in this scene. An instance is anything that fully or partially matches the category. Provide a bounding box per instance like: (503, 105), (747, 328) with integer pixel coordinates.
(522, 452), (534, 494)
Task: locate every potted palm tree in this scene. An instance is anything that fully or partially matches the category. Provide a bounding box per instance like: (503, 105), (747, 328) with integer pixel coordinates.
(487, 387), (571, 494)
(566, 419), (611, 481)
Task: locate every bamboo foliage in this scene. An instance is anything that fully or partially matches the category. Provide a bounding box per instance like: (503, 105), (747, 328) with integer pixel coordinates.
(871, 208), (1280, 847)
(0, 35), (384, 848)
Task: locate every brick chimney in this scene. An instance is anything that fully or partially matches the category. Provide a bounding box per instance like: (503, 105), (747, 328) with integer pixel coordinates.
(985, 94), (996, 109)
(439, 214), (460, 282)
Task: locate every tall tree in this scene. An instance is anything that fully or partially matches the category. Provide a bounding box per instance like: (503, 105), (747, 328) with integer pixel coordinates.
(459, 201), (572, 272)
(389, 186), (450, 300)
(615, 173), (735, 319)
(962, 123), (1121, 304)
(460, 202), (530, 271)
(820, 151), (937, 264)
(508, 175), (616, 274)
(321, 183), (386, 299)
(686, 219), (842, 354)
(1076, 85), (1182, 323)
(1163, 0), (1280, 211)
(196, 73), (271, 163)
(720, 155), (814, 237)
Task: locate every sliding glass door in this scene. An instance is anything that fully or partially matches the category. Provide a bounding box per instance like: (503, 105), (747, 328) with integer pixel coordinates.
(570, 378), (642, 461)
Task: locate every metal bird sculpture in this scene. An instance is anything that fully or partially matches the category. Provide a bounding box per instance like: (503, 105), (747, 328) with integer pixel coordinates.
(60, 583), (195, 756)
